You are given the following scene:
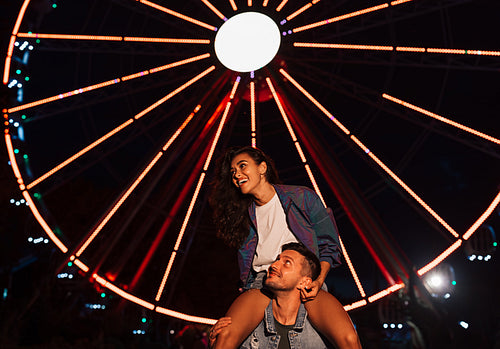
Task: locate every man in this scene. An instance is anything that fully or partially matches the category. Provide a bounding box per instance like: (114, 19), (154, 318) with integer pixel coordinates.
(211, 242), (361, 348)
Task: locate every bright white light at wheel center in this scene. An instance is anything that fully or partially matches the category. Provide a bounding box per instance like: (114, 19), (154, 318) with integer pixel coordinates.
(215, 12), (280, 72)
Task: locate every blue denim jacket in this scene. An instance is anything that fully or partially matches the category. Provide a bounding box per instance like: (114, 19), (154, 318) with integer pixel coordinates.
(238, 184), (341, 287)
(239, 301), (329, 349)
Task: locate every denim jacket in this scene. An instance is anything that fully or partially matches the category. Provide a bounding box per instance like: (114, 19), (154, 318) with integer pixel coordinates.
(238, 184), (342, 287)
(239, 301), (329, 349)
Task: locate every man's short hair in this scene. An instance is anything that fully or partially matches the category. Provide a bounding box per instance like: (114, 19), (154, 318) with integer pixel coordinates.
(281, 242), (321, 280)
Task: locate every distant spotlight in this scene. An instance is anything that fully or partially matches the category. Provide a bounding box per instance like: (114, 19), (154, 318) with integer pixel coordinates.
(468, 255), (476, 261)
(390, 323), (396, 329)
(383, 323), (388, 329)
(459, 321), (469, 329)
(444, 293), (451, 299)
(170, 329), (175, 334)
(477, 255), (484, 261)
(423, 263), (456, 298)
(397, 324), (403, 329)
(485, 255), (491, 261)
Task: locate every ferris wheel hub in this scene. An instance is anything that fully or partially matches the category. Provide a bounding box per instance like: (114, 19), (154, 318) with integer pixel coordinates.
(215, 12), (281, 73)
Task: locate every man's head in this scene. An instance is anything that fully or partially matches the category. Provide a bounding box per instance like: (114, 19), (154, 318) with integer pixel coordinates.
(265, 242), (321, 292)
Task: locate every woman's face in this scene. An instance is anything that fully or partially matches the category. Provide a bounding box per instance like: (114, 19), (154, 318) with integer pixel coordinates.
(230, 152), (267, 195)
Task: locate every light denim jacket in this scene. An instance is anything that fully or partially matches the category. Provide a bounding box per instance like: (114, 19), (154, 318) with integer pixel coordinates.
(240, 301), (329, 349)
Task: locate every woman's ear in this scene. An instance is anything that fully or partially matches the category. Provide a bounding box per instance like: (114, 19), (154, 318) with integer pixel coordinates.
(258, 161), (268, 176)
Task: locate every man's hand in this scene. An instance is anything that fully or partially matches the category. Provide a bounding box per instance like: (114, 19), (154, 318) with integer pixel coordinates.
(208, 317), (232, 348)
(299, 279), (322, 302)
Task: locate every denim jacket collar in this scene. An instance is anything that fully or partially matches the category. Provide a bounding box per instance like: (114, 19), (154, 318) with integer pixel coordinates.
(263, 301), (307, 334)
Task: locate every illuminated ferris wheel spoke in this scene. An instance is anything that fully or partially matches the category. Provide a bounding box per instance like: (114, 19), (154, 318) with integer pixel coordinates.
(462, 190), (500, 241)
(383, 94), (500, 145)
(137, 0), (218, 31)
(16, 32), (211, 44)
(266, 77), (367, 300)
(229, 0), (238, 11)
(276, 0), (289, 12)
(24, 64), (214, 190)
(250, 81), (257, 147)
(293, 42), (500, 57)
(69, 67), (216, 259)
(293, 3), (389, 33)
(279, 68), (461, 239)
(156, 79), (240, 301)
(7, 53), (210, 114)
(262, 0), (269, 7)
(200, 0), (227, 20)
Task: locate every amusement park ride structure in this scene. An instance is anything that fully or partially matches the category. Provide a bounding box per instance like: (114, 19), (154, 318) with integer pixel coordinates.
(2, 0), (499, 332)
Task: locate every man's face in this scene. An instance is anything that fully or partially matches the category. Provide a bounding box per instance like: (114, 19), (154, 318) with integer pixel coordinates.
(265, 250), (309, 292)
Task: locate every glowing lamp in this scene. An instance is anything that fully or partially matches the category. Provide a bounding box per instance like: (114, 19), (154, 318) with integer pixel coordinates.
(215, 12), (280, 72)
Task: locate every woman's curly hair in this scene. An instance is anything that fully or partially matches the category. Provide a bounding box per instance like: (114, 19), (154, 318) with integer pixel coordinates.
(209, 146), (280, 248)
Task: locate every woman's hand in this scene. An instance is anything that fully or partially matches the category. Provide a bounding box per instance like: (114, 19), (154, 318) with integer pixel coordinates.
(300, 279), (322, 302)
(208, 317), (232, 348)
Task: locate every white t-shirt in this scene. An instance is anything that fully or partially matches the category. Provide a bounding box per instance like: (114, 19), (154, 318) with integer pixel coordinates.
(252, 193), (298, 272)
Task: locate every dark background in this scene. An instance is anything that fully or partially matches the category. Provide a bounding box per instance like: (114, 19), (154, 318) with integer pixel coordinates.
(1, 0), (499, 348)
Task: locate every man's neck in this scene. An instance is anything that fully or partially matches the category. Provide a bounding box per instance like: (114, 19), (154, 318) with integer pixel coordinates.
(271, 292), (301, 326)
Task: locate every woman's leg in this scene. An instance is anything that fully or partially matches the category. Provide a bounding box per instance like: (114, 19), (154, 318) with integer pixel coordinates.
(215, 289), (271, 349)
(304, 290), (362, 349)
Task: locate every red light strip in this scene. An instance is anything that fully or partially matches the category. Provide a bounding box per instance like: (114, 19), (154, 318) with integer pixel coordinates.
(286, 3), (312, 21)
(94, 274), (155, 310)
(263, 0), (270, 7)
(22, 191), (68, 253)
(5, 133), (69, 252)
(343, 299), (367, 312)
(73, 258), (89, 272)
(266, 77), (366, 298)
(367, 283), (404, 303)
(294, 42), (393, 51)
(200, 0), (226, 20)
(26, 120), (133, 189)
(3, 0), (31, 84)
(76, 152), (164, 257)
(250, 81), (256, 147)
(417, 240), (462, 276)
(162, 105), (201, 151)
(383, 94), (500, 145)
(248, 0), (252, 7)
(124, 37), (210, 44)
(74, 104), (203, 258)
(8, 79), (119, 113)
(276, 0), (289, 12)
(134, 66), (215, 120)
(138, 0), (217, 31)
(463, 191), (500, 240)
(4, 133), (24, 188)
(17, 33), (122, 41)
(350, 135), (459, 238)
(229, 0), (238, 11)
(9, 54), (210, 113)
(156, 83), (238, 301)
(293, 3), (389, 33)
(338, 236), (366, 297)
(25, 65), (213, 189)
(390, 0), (412, 4)
(293, 42), (500, 57)
(156, 306), (217, 325)
(94, 273), (217, 323)
(279, 69), (350, 135)
(280, 68), (460, 239)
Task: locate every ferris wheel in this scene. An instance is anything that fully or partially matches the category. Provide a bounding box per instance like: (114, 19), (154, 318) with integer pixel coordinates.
(3, 0), (500, 326)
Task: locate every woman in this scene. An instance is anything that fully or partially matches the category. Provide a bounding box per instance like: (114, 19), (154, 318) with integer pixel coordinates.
(209, 146), (361, 349)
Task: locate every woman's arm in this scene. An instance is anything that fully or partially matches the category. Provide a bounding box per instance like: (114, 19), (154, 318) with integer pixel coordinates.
(300, 261), (330, 301)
